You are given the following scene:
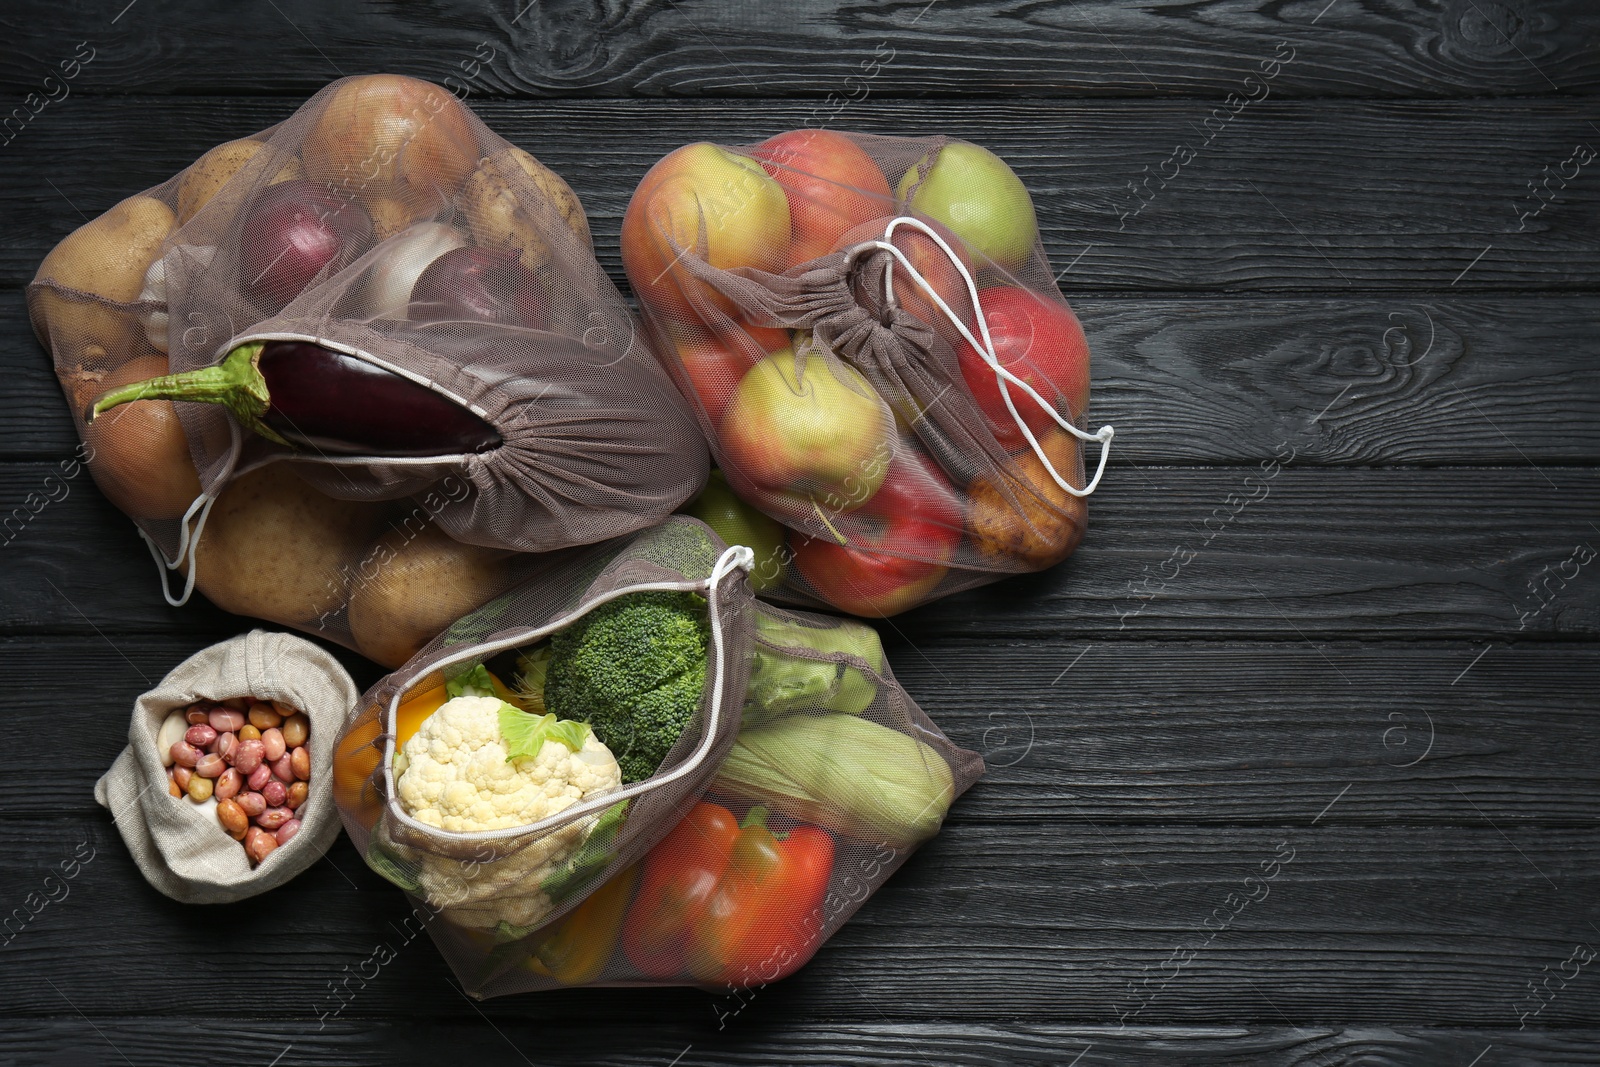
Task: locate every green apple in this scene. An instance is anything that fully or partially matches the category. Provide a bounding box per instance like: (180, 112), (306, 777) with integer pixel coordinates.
(718, 344), (893, 513)
(896, 141), (1038, 270)
(685, 469), (788, 591)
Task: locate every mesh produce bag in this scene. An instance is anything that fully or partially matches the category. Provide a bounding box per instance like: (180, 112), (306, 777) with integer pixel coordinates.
(26, 74), (707, 662)
(332, 517), (983, 997)
(623, 130), (1114, 616)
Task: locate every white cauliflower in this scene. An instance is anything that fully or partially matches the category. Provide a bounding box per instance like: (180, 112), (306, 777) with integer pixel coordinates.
(389, 695), (623, 932)
(396, 695), (620, 832)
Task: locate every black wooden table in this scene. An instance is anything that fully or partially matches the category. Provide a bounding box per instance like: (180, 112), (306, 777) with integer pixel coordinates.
(3, 2), (1598, 1063)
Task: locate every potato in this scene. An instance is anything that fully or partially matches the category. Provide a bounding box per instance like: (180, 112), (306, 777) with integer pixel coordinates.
(69, 355), (203, 521)
(175, 138), (303, 223)
(30, 195), (175, 365)
(348, 522), (514, 668)
(967, 429), (1087, 569)
(460, 147), (591, 271)
(192, 463), (390, 627)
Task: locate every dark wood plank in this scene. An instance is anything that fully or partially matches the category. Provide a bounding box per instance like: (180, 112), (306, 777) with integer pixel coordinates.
(2, 1021), (1596, 1067)
(5, 99), (1600, 292)
(7, 635), (1597, 826)
(9, 294), (1599, 466)
(2, 0), (1596, 100)
(3, 811), (1597, 1022)
(2, 463), (1594, 640)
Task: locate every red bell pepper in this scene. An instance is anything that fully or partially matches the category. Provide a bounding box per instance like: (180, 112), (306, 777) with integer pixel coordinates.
(621, 801), (835, 986)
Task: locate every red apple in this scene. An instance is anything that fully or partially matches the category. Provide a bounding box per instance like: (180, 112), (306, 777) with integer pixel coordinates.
(239, 179), (372, 311)
(831, 214), (974, 346)
(622, 143), (791, 322)
(956, 286), (1091, 451)
(670, 333), (756, 426)
(751, 130), (893, 269)
(408, 246), (546, 329)
(718, 345), (893, 511)
(793, 448), (964, 617)
(897, 140), (1038, 270)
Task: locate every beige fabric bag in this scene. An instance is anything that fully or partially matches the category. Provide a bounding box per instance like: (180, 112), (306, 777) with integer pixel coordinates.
(94, 629), (356, 903)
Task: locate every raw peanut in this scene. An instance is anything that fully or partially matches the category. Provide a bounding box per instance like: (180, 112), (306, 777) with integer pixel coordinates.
(167, 773), (182, 798)
(216, 798), (248, 840)
(248, 704), (282, 730)
(215, 732), (238, 763)
(286, 781), (308, 810)
(184, 723), (217, 749)
(186, 708), (209, 725)
(281, 714), (309, 748)
(271, 754), (295, 783)
(236, 791), (267, 817)
(291, 746), (310, 782)
(195, 753), (226, 778)
(187, 774), (214, 802)
(215, 767), (242, 801)
(275, 819), (301, 846)
(233, 739), (266, 774)
(238, 724), (262, 742)
(247, 827), (278, 864)
(169, 741), (201, 768)
(173, 765), (193, 791)
(256, 806), (293, 831)
(247, 764), (272, 791)
(223, 697), (250, 713)
(261, 727), (286, 762)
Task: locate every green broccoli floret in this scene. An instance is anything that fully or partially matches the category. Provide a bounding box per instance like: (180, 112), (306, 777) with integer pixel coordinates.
(543, 591), (710, 783)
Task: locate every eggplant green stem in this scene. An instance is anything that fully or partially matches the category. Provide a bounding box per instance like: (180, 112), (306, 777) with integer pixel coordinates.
(88, 342), (290, 447)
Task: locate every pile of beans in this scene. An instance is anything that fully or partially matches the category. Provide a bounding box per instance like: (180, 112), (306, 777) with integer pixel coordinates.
(159, 697), (310, 866)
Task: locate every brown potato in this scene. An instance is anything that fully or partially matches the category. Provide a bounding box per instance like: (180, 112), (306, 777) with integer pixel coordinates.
(460, 147), (591, 271)
(70, 355), (203, 521)
(348, 522), (514, 668)
(967, 429), (1087, 569)
(29, 195), (175, 365)
(301, 75), (478, 218)
(176, 138), (303, 223)
(192, 463), (390, 627)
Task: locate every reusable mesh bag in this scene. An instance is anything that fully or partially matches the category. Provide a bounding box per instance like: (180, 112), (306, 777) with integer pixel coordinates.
(26, 74), (707, 662)
(332, 517), (983, 997)
(622, 130), (1114, 616)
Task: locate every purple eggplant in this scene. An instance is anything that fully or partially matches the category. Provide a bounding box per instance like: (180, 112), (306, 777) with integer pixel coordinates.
(89, 340), (500, 457)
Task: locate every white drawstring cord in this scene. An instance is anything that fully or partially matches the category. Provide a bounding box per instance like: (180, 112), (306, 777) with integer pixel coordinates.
(139, 419), (240, 608)
(709, 543), (756, 588)
(843, 216), (1114, 497)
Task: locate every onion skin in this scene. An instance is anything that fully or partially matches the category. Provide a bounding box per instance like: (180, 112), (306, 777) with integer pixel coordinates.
(408, 247), (547, 329)
(90, 340), (501, 458)
(351, 222), (467, 319)
(239, 180), (372, 312)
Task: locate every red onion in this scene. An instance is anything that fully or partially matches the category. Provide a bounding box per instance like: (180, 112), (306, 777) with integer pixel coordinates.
(239, 179), (372, 312)
(408, 247), (547, 329)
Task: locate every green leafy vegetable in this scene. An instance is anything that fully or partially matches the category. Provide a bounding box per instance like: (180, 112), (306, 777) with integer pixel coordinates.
(445, 662), (499, 699)
(510, 643), (553, 713)
(746, 612), (885, 723)
(364, 833), (420, 893)
(498, 703), (590, 761)
(540, 799), (630, 904)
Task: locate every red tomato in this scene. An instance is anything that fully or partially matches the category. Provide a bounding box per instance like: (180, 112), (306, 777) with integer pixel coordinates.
(793, 448), (964, 617)
(956, 286), (1091, 451)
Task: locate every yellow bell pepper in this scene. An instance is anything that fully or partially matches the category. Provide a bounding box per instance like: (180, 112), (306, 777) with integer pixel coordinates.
(527, 864), (639, 985)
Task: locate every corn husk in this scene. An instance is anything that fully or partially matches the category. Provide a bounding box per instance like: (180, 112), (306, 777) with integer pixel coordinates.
(712, 713), (954, 847)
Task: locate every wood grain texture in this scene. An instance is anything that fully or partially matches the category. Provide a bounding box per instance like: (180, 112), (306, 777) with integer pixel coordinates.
(5, 98), (1600, 291)
(2, 0), (1596, 100)
(8, 294), (1599, 465)
(0, 1021), (1596, 1067)
(1, 462), (1593, 640)
(4, 810), (1599, 1025)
